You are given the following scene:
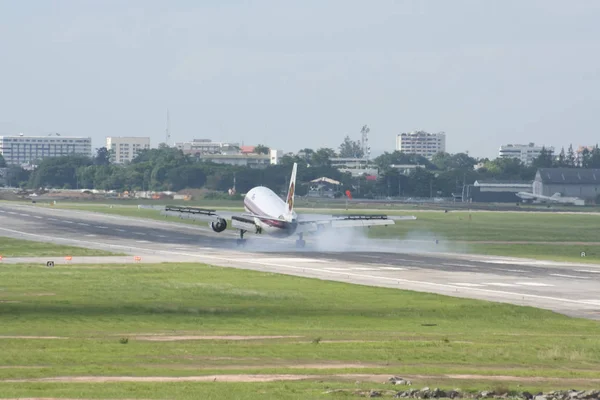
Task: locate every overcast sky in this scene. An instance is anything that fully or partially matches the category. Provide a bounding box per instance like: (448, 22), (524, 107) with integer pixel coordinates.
(1, 0), (599, 159)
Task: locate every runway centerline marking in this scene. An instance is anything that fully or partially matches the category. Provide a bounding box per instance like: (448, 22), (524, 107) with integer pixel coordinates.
(453, 283), (485, 287)
(0, 226), (597, 308)
(550, 273), (586, 279)
(483, 283), (519, 287)
(515, 282), (554, 287)
(443, 263), (477, 268)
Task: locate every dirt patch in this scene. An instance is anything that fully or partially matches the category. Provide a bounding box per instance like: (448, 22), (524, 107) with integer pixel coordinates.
(130, 335), (302, 341)
(6, 373), (600, 384)
(0, 336), (66, 340)
(139, 363), (381, 371)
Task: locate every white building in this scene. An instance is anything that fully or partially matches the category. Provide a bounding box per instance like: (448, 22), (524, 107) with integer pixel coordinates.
(396, 131), (446, 159)
(106, 136), (151, 164)
(270, 149), (283, 165)
(498, 143), (554, 165)
(329, 157), (378, 177)
(196, 154), (271, 168)
(0, 133), (92, 166)
(175, 139), (240, 155)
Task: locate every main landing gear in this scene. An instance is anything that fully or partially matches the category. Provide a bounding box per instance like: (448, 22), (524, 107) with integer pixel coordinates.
(295, 233), (305, 248)
(236, 230), (247, 246)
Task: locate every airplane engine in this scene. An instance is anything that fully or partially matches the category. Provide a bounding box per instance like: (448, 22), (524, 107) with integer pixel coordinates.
(210, 218), (227, 233)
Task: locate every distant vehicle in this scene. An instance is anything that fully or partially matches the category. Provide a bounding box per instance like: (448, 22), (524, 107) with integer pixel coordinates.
(516, 191), (585, 206)
(162, 163), (417, 247)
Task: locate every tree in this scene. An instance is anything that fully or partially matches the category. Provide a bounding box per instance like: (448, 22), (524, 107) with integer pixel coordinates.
(431, 152), (476, 171)
(589, 145), (600, 168)
(253, 144), (269, 155)
(531, 146), (554, 168)
(580, 147), (591, 168)
(311, 148), (336, 167)
(557, 147), (566, 167)
(298, 148), (314, 164)
(94, 147), (111, 166)
(338, 136), (363, 158)
(566, 144), (576, 167)
(0, 153), (6, 168)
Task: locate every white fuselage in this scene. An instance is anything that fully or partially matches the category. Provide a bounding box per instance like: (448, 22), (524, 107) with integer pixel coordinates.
(243, 186), (298, 236)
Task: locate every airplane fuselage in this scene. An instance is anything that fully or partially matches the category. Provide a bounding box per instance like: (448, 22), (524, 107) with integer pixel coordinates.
(243, 186), (298, 237)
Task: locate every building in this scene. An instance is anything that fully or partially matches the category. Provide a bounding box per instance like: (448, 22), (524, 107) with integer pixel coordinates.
(194, 153), (271, 168)
(389, 164), (422, 175)
(0, 133), (92, 166)
(106, 136), (150, 164)
(396, 130), (446, 159)
(462, 180), (533, 203)
(270, 149), (283, 165)
(175, 139), (240, 155)
(498, 143), (554, 166)
(329, 157), (378, 177)
(308, 177), (341, 198)
(533, 168), (600, 201)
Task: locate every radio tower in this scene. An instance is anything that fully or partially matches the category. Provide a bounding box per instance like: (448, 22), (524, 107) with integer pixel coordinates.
(361, 125), (371, 160)
(165, 109), (171, 146)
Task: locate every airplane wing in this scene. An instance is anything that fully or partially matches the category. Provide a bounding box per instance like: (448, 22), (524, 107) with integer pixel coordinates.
(160, 205), (279, 233)
(295, 213), (416, 234)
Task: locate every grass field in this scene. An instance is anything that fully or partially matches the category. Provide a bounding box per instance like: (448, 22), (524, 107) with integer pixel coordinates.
(27, 202), (600, 263)
(0, 236), (121, 257)
(1, 261), (600, 398)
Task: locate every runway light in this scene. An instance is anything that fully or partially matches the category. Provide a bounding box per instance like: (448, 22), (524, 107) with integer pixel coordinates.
(65, 256), (72, 262)
(134, 256), (142, 262)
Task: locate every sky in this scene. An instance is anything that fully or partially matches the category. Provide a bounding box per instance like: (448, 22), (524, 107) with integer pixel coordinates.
(1, 0), (599, 160)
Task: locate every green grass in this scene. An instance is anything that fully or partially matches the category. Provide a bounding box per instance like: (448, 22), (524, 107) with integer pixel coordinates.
(0, 236), (121, 257)
(27, 202), (600, 263)
(1, 262), (600, 398)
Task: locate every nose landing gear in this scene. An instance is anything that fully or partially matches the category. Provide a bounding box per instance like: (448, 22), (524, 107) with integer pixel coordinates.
(236, 230), (247, 246)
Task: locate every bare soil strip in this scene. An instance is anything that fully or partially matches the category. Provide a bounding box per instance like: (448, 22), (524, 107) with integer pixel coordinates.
(130, 335), (302, 341)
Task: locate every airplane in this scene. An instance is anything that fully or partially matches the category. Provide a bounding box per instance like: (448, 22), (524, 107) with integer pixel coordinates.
(161, 163), (417, 248)
(516, 191), (584, 205)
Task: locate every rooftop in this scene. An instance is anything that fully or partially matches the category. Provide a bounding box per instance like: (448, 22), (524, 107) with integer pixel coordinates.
(536, 168), (600, 184)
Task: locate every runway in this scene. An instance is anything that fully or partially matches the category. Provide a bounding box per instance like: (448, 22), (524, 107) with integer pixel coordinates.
(2, 202), (600, 320)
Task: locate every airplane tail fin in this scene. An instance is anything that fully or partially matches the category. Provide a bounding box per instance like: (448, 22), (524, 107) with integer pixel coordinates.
(285, 163), (297, 218)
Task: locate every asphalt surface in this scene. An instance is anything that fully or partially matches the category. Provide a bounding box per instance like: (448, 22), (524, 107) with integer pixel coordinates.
(2, 203), (600, 321)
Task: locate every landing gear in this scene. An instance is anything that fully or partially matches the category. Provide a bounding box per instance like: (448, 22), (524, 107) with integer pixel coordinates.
(236, 230), (247, 246)
(295, 233), (306, 248)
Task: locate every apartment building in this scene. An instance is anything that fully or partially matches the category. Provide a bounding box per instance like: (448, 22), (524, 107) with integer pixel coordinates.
(106, 137), (151, 164)
(396, 131), (446, 159)
(498, 143), (554, 166)
(0, 133), (92, 166)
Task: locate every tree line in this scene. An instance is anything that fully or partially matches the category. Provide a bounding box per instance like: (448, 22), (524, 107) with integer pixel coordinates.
(2, 141), (600, 199)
